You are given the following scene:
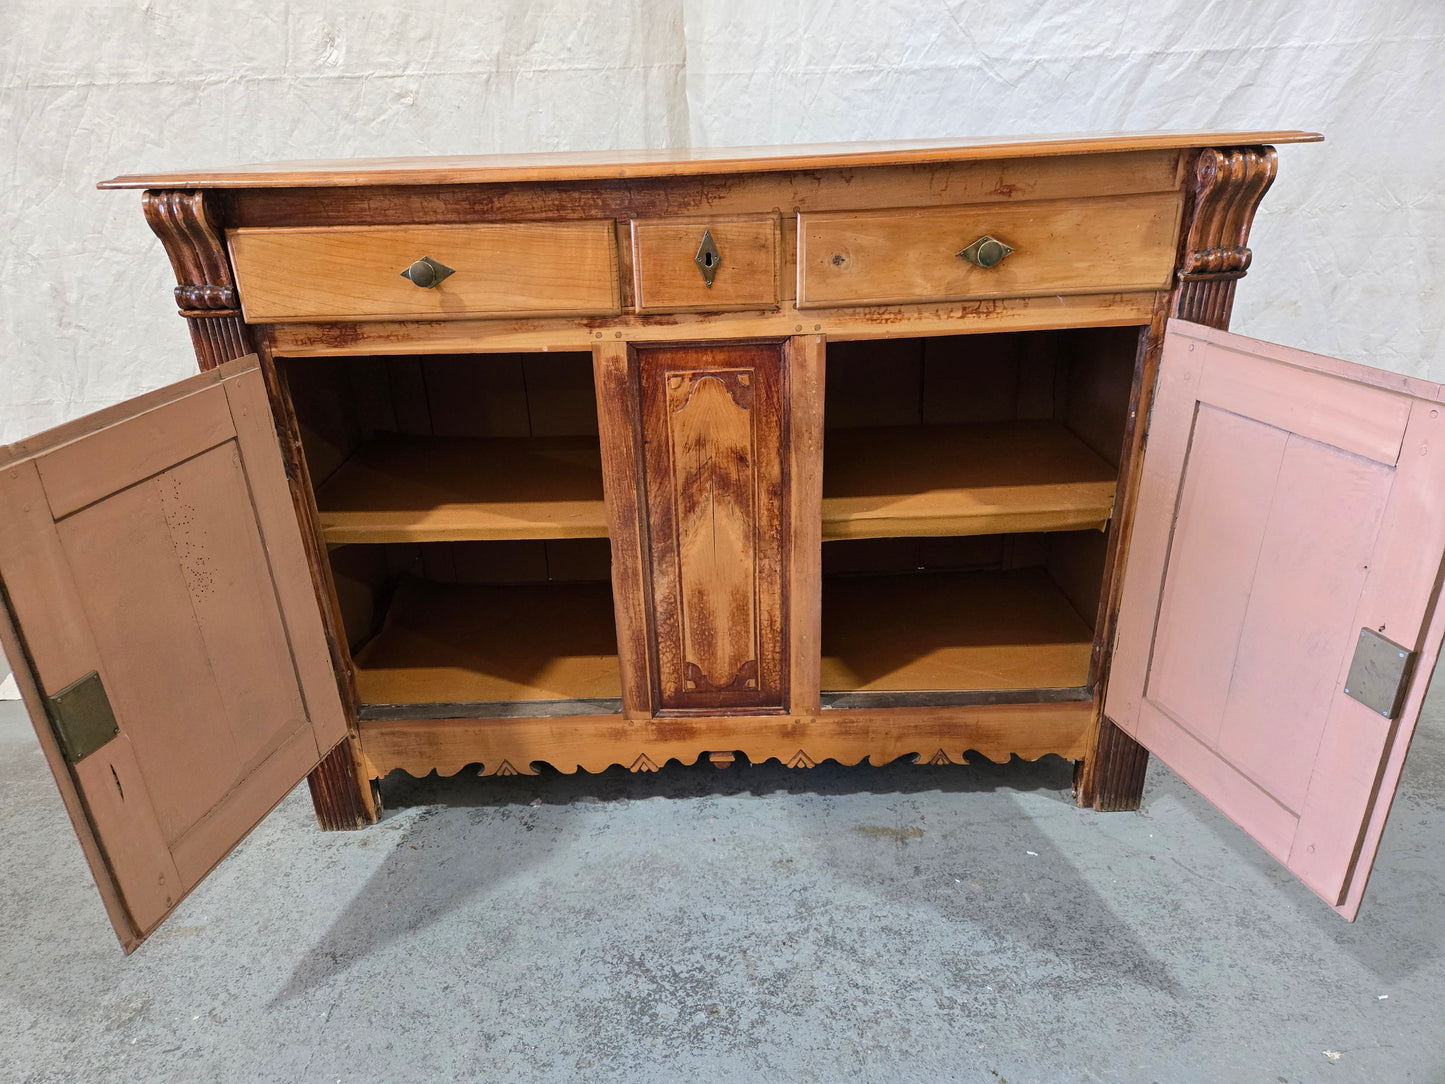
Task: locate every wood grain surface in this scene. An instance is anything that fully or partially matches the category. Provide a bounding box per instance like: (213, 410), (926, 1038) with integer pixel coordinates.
(822, 421), (1117, 540)
(631, 215), (781, 314)
(354, 577), (620, 705)
(639, 342), (789, 712)
(229, 222), (620, 322)
(821, 567), (1095, 693)
(99, 131), (1320, 188)
(357, 699), (1096, 778)
(314, 433), (607, 543)
(799, 192), (1183, 308)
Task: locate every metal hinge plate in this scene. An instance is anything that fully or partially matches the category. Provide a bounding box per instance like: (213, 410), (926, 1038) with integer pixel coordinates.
(1343, 628), (1416, 719)
(45, 671), (120, 763)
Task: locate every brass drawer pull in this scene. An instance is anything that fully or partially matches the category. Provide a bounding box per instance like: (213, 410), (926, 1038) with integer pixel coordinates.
(400, 256), (455, 288)
(957, 235), (1014, 269)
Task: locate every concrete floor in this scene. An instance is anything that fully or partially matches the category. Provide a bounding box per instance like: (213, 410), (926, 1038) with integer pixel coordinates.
(0, 658), (1442, 1083)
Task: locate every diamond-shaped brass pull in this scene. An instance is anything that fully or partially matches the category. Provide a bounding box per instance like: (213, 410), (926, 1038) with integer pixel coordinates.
(694, 229), (720, 288)
(958, 235), (1014, 269)
(400, 256), (455, 289)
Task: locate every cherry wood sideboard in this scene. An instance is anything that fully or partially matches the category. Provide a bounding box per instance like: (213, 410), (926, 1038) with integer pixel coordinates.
(5, 132), (1443, 950)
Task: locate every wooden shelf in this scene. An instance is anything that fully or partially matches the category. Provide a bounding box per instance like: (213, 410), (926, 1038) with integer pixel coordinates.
(821, 567), (1094, 693)
(315, 433), (606, 543)
(822, 421), (1116, 541)
(354, 577), (620, 705)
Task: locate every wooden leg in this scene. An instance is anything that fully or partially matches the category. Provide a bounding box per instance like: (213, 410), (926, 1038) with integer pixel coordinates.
(306, 740), (379, 830)
(1076, 716), (1149, 811)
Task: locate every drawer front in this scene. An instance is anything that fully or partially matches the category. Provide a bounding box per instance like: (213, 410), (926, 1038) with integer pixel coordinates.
(797, 192), (1183, 309)
(631, 216), (780, 314)
(228, 222), (620, 322)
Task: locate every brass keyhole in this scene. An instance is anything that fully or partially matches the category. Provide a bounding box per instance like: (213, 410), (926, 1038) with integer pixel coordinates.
(694, 229), (721, 288)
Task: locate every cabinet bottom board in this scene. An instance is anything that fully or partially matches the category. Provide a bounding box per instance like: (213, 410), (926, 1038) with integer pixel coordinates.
(357, 700), (1094, 778)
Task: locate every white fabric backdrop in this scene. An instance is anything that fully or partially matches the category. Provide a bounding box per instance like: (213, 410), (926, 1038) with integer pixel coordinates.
(2, 0), (1441, 442)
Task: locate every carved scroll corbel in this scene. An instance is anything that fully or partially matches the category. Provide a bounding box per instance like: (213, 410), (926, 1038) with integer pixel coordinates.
(141, 190), (254, 371)
(1173, 146), (1278, 329)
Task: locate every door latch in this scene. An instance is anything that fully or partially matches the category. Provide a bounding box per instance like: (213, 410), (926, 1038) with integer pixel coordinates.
(1343, 628), (1416, 719)
(45, 671), (120, 762)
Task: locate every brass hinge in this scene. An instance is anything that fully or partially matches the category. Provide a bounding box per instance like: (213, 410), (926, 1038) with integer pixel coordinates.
(45, 671), (120, 763)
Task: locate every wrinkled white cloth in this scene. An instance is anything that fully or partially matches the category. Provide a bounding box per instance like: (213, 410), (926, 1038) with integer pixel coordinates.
(2, 0), (1441, 441)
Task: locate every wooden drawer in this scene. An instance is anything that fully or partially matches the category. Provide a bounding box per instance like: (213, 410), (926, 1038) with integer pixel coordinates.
(797, 192), (1183, 309)
(631, 216), (780, 314)
(228, 222), (620, 322)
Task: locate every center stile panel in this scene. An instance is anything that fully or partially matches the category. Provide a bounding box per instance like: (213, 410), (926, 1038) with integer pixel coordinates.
(636, 341), (790, 712)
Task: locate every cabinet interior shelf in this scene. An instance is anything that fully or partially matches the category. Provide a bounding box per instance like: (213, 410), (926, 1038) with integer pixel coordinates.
(822, 421), (1116, 540)
(821, 567), (1095, 694)
(315, 421), (1117, 545)
(316, 433), (610, 543)
(354, 576), (621, 706)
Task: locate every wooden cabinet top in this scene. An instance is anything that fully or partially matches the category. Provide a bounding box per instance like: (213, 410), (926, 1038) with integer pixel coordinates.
(97, 130), (1321, 189)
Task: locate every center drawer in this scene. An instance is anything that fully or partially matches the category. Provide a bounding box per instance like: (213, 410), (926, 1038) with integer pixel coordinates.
(797, 191), (1183, 309)
(228, 222), (621, 322)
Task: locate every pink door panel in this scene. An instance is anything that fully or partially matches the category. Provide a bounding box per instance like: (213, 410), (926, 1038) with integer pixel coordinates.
(0, 355), (348, 951)
(1107, 320), (1445, 920)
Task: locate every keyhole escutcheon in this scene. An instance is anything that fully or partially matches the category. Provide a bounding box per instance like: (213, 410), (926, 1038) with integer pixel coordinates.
(694, 229), (721, 288)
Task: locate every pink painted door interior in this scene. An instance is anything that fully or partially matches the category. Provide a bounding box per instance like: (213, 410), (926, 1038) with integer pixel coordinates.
(0, 355), (349, 950)
(1107, 321), (1445, 919)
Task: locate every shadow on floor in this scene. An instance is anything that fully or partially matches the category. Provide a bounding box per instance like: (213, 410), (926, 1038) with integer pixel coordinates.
(1174, 717), (1445, 984)
(270, 754), (1184, 1006)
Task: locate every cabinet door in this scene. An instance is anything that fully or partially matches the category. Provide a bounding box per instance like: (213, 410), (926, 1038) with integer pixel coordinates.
(1107, 321), (1445, 919)
(638, 342), (789, 711)
(0, 355), (348, 951)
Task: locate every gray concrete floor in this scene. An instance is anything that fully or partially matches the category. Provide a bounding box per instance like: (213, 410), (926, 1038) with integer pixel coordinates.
(0, 650), (1442, 1084)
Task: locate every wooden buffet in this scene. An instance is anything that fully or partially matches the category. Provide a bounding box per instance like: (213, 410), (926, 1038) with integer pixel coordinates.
(4, 132), (1443, 950)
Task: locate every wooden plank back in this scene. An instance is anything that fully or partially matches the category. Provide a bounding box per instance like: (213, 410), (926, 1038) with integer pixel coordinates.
(0, 357), (348, 949)
(1107, 321), (1445, 918)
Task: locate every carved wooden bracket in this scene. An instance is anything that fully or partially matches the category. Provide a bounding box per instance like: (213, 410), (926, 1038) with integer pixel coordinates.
(1173, 146), (1279, 329)
(141, 190), (253, 371)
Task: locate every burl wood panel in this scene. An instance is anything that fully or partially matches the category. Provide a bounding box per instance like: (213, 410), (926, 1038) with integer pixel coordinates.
(0, 357), (348, 948)
(639, 342), (788, 711)
(1107, 322), (1445, 918)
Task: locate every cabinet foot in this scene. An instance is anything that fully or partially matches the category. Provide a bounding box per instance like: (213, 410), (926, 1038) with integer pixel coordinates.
(1076, 716), (1149, 811)
(307, 740), (379, 830)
